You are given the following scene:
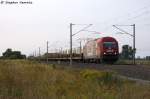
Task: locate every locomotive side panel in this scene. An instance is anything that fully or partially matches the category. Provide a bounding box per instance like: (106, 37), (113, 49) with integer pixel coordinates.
(83, 40), (98, 59)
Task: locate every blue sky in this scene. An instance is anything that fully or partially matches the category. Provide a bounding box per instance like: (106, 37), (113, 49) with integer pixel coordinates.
(0, 0), (150, 57)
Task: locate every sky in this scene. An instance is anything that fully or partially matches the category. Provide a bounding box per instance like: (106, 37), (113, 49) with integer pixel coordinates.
(0, 0), (150, 57)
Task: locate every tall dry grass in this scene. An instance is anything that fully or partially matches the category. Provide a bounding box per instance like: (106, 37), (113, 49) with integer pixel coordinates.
(0, 60), (149, 99)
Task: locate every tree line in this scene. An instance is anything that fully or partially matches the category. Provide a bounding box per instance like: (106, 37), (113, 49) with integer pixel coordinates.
(1, 48), (26, 59)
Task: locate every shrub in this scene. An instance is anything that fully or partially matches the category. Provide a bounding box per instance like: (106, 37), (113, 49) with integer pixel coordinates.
(80, 69), (123, 87)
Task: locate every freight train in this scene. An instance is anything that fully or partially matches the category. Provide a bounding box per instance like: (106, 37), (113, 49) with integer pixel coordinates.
(42, 37), (119, 63)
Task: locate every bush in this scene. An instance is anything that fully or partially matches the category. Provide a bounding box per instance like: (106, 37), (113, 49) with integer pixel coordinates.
(80, 69), (123, 87)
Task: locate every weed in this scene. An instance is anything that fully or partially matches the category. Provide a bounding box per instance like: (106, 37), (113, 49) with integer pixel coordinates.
(0, 60), (149, 99)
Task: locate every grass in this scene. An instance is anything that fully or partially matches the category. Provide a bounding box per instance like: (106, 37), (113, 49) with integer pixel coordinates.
(0, 60), (149, 99)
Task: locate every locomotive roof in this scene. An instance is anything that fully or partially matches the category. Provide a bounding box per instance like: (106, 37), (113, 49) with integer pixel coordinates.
(89, 37), (116, 41)
(85, 36), (117, 44)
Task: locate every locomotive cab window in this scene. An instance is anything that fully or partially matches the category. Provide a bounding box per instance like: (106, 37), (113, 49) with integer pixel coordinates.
(103, 42), (117, 48)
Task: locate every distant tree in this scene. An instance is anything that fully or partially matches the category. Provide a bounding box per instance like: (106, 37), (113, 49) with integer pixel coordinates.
(146, 56), (150, 60)
(3, 48), (12, 58)
(121, 45), (136, 60)
(2, 48), (26, 59)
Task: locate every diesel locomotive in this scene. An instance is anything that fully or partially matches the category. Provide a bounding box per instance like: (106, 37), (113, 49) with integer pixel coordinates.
(83, 37), (119, 63)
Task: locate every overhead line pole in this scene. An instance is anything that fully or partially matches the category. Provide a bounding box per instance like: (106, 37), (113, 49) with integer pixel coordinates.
(79, 40), (82, 55)
(69, 23), (92, 66)
(133, 24), (135, 65)
(70, 23), (73, 66)
(113, 24), (136, 65)
(39, 47), (41, 56)
(46, 41), (49, 63)
(39, 47), (41, 62)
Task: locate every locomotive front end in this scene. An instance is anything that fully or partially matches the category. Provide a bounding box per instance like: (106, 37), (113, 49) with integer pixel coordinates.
(102, 41), (119, 61)
(97, 37), (119, 62)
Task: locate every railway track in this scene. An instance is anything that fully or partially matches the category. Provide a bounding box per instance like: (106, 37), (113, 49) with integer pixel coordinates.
(47, 61), (150, 81)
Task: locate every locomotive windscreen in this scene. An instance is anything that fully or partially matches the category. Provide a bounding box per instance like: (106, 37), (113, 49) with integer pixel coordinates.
(103, 42), (117, 48)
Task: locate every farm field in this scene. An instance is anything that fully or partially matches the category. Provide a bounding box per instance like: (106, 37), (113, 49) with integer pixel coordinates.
(0, 60), (149, 99)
